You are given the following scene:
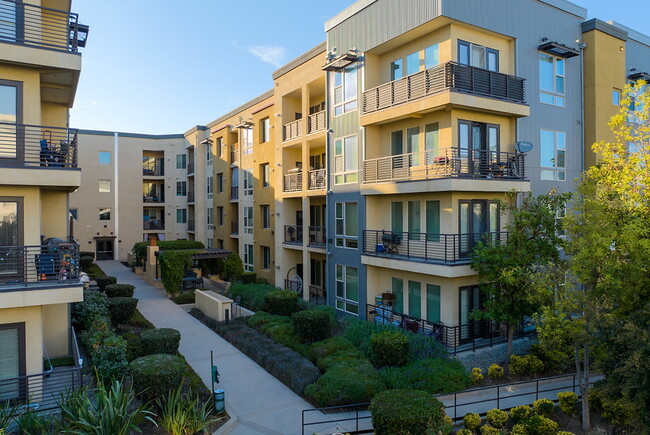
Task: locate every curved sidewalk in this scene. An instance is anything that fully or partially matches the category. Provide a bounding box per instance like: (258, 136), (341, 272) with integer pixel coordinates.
(97, 260), (332, 435)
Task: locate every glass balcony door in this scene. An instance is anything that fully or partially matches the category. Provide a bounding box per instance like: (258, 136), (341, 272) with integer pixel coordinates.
(0, 81), (23, 164)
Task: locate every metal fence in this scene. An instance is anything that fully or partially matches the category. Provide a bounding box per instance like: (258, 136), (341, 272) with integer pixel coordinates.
(308, 168), (327, 190)
(283, 119), (302, 141)
(284, 225), (303, 244)
(0, 123), (78, 169)
(307, 226), (326, 247)
(284, 172), (303, 192)
(307, 111), (326, 134)
(0, 243), (80, 288)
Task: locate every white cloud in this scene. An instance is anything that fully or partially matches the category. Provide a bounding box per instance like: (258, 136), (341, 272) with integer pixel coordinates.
(248, 45), (287, 68)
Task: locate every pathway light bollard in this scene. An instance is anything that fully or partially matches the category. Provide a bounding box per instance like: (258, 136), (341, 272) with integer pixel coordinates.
(214, 389), (225, 413)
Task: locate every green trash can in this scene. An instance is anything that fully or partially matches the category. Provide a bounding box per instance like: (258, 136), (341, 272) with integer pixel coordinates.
(214, 389), (225, 412)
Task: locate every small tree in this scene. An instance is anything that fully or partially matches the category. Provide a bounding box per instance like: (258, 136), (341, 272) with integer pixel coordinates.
(221, 253), (244, 282)
(158, 250), (194, 296)
(470, 190), (569, 359)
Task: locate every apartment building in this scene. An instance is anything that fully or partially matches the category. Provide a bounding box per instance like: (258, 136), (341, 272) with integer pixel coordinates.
(0, 0), (88, 403)
(70, 131), (191, 260)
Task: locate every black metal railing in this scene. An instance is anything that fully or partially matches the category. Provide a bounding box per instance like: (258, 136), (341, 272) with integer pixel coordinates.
(0, 0), (88, 53)
(285, 278), (303, 296)
(0, 123), (78, 169)
(308, 169), (326, 190)
(230, 149), (239, 165)
(187, 190), (195, 203)
(363, 231), (508, 264)
(187, 220), (195, 232)
(142, 163), (163, 176)
(307, 226), (326, 247)
(231, 221), (238, 235)
(142, 189), (164, 203)
(284, 225), (303, 244)
(301, 403), (372, 435)
(309, 285), (327, 306)
(143, 219), (164, 230)
(187, 162), (194, 174)
(230, 186), (239, 200)
(0, 243), (80, 288)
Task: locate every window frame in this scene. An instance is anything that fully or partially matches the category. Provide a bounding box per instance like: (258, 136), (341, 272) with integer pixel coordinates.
(206, 176), (213, 199)
(335, 264), (359, 315)
(98, 151), (111, 165)
(217, 206), (224, 226)
(261, 246), (270, 270)
(99, 208), (111, 221)
(175, 153), (186, 169)
(335, 202), (358, 249)
(261, 205), (270, 229)
(540, 129), (566, 181)
(261, 118), (270, 143)
(334, 134), (359, 184)
(539, 53), (566, 107)
(217, 173), (224, 193)
(243, 206), (253, 234)
(458, 40), (499, 71)
(98, 179), (111, 193)
(176, 208), (187, 224)
(261, 163), (270, 188)
(333, 65), (358, 116)
(244, 168), (254, 196)
(176, 181), (187, 197)
(242, 127), (253, 155)
(243, 244), (254, 272)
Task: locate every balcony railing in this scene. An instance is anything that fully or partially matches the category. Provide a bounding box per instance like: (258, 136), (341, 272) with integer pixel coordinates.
(187, 220), (195, 232)
(143, 219), (164, 230)
(0, 0), (87, 53)
(308, 169), (326, 190)
(284, 172), (303, 192)
(230, 186), (239, 200)
(366, 303), (530, 354)
(309, 285), (327, 306)
(187, 190), (195, 203)
(283, 119), (302, 142)
(363, 61), (526, 114)
(231, 221), (238, 235)
(0, 243), (80, 288)
(307, 226), (326, 247)
(230, 149), (239, 165)
(307, 111), (326, 134)
(363, 230), (508, 264)
(142, 164), (163, 176)
(363, 148), (526, 184)
(143, 192), (164, 203)
(187, 162), (195, 175)
(0, 123), (78, 169)
(284, 225), (303, 244)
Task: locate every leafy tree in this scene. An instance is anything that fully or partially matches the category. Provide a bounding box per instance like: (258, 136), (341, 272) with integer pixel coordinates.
(470, 190), (569, 359)
(221, 252), (244, 282)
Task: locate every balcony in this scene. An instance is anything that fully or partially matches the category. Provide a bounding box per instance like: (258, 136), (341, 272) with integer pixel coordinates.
(0, 123), (78, 169)
(0, 0), (88, 53)
(0, 243), (80, 289)
(307, 111), (326, 134)
(231, 221), (239, 236)
(187, 190), (195, 203)
(309, 285), (327, 306)
(363, 230), (508, 265)
(284, 172), (303, 192)
(143, 219), (164, 230)
(283, 119), (302, 142)
(143, 192), (164, 203)
(307, 226), (326, 248)
(363, 148), (526, 184)
(187, 220), (195, 232)
(230, 186), (239, 201)
(230, 149), (239, 165)
(187, 162), (195, 175)
(308, 169), (326, 190)
(284, 225), (303, 245)
(142, 162), (163, 177)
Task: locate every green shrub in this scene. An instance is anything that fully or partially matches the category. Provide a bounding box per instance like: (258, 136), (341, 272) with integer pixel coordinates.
(589, 385), (636, 428)
(291, 310), (331, 343)
(130, 354), (187, 401)
(228, 283), (278, 311)
(264, 290), (299, 316)
(126, 309), (155, 330)
(479, 425), (500, 435)
(259, 317), (311, 358)
(488, 364), (505, 379)
(82, 324), (128, 381)
(80, 251), (95, 261)
(73, 289), (109, 330)
(247, 311), (276, 328)
(140, 328), (181, 355)
(511, 423), (527, 435)
(311, 337), (358, 361)
(456, 430), (473, 435)
(463, 413), (481, 431)
(120, 331), (142, 362)
(80, 255), (94, 272)
(557, 432), (575, 435)
(159, 250), (195, 295)
(509, 354), (544, 376)
(370, 331), (409, 368)
(486, 409), (508, 428)
(156, 385), (220, 435)
(558, 391), (578, 415)
(105, 283), (135, 298)
(305, 359), (386, 407)
(221, 252), (244, 282)
(317, 349), (366, 371)
(380, 358), (471, 394)
(174, 291), (196, 305)
(471, 367), (484, 384)
(241, 272), (257, 284)
(108, 297), (138, 325)
(533, 398), (555, 417)
(95, 276), (117, 292)
(524, 415), (559, 435)
(370, 389), (447, 435)
(509, 405), (532, 423)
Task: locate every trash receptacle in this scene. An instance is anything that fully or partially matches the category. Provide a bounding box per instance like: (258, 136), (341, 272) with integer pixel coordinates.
(213, 389), (225, 412)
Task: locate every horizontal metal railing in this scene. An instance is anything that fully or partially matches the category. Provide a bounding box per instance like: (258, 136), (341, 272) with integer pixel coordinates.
(363, 230), (508, 264)
(0, 243), (80, 288)
(0, 123), (78, 169)
(187, 162), (195, 174)
(0, 0), (85, 52)
(230, 186), (239, 200)
(362, 61), (526, 114)
(363, 148), (526, 183)
(187, 220), (195, 232)
(308, 168), (326, 190)
(309, 285), (327, 306)
(284, 225), (303, 244)
(143, 190), (164, 203)
(143, 220), (164, 230)
(231, 221), (238, 235)
(283, 119), (302, 142)
(142, 164), (163, 176)
(307, 226), (326, 247)
(307, 110), (326, 134)
(187, 190), (195, 203)
(230, 149), (239, 165)
(284, 172), (303, 192)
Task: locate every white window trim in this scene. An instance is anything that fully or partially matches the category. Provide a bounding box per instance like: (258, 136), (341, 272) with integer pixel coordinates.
(335, 202), (358, 249)
(335, 264), (359, 315)
(333, 66), (358, 117)
(540, 129), (566, 181)
(333, 134), (359, 185)
(539, 53), (565, 107)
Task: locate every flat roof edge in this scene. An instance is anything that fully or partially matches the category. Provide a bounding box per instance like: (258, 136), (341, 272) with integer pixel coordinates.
(78, 129), (185, 140)
(272, 42), (327, 80)
(608, 21), (650, 47)
(325, 0), (378, 32)
(537, 0), (586, 19)
(205, 89), (274, 130)
(582, 19), (628, 41)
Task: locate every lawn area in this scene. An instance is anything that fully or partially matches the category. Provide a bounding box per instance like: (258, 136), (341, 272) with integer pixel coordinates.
(86, 262), (107, 280)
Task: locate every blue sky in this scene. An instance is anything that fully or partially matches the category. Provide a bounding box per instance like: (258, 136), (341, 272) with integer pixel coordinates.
(69, 0), (649, 135)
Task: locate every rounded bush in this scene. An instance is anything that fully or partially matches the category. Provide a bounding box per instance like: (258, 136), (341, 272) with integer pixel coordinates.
(95, 276), (117, 292)
(509, 405), (533, 423)
(130, 354), (186, 401)
(291, 309), (330, 343)
(471, 367), (484, 384)
(456, 430), (473, 435)
(480, 425), (500, 435)
(558, 391), (578, 415)
(317, 349), (366, 371)
(105, 283), (135, 298)
(488, 363), (505, 379)
(509, 354), (545, 376)
(311, 336), (358, 361)
(80, 255), (93, 272)
(82, 323), (128, 381)
(369, 389), (446, 435)
(463, 412), (481, 431)
(264, 290), (299, 316)
(80, 251), (95, 261)
(527, 355), (545, 374)
(511, 424), (527, 435)
(74, 289), (109, 330)
(305, 359), (386, 407)
(370, 331), (409, 367)
(241, 272), (257, 284)
(558, 432), (576, 435)
(524, 415), (559, 435)
(107, 297), (138, 325)
(486, 409), (508, 428)
(533, 398), (555, 417)
(140, 328), (181, 356)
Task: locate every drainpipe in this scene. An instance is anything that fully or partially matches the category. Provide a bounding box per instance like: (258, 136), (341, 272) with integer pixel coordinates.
(114, 132), (119, 260)
(579, 42), (587, 174)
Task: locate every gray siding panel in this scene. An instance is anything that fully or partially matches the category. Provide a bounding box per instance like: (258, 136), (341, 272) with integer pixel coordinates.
(626, 39), (650, 76)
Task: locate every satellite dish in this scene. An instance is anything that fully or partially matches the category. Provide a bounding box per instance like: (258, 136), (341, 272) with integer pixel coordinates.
(515, 141), (534, 153)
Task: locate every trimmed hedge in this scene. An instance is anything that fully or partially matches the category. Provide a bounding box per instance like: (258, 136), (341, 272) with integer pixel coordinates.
(174, 291), (196, 305)
(305, 359), (386, 407)
(488, 364), (505, 379)
(80, 251), (95, 261)
(291, 310), (330, 343)
(486, 409), (508, 428)
(80, 255), (93, 272)
(241, 272), (257, 284)
(95, 276), (117, 292)
(464, 413), (481, 431)
(140, 328), (181, 356)
(316, 349), (366, 372)
(380, 357), (471, 394)
(81, 319), (128, 381)
(558, 391), (578, 415)
(533, 398), (555, 417)
(130, 354), (187, 401)
(107, 297), (138, 325)
(264, 290), (299, 316)
(74, 289), (109, 330)
(104, 284), (135, 298)
(509, 405), (533, 423)
(509, 354), (545, 376)
(371, 331), (409, 367)
(311, 337), (358, 362)
(370, 389), (448, 435)
(228, 283), (278, 312)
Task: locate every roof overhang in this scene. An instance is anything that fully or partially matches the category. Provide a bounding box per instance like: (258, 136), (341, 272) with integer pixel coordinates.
(538, 41), (580, 58)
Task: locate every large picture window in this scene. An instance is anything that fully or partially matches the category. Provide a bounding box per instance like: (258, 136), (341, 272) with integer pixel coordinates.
(243, 206), (253, 234)
(540, 129), (566, 181)
(333, 66), (357, 116)
(458, 41), (499, 72)
(244, 244), (254, 272)
(334, 135), (358, 184)
(335, 202), (358, 248)
(336, 265), (359, 315)
(539, 53), (565, 107)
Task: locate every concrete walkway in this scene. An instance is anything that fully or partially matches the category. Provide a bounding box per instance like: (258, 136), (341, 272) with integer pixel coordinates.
(97, 260), (340, 435)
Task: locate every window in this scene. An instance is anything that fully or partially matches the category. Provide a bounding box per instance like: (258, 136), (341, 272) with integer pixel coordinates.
(390, 58), (403, 80)
(540, 129), (566, 181)
(426, 200), (440, 242)
(207, 176), (213, 198)
(426, 284), (441, 323)
(392, 278), (404, 314)
(242, 128), (253, 155)
(176, 208), (187, 224)
(207, 238), (213, 249)
(216, 137), (223, 158)
(0, 323), (25, 400)
(335, 202), (358, 248)
(261, 246), (270, 270)
(334, 135), (358, 184)
(69, 208), (78, 220)
(206, 144), (212, 165)
(539, 53), (565, 106)
(408, 281), (421, 318)
(0, 82), (19, 160)
(176, 154), (186, 169)
(261, 205), (270, 229)
(217, 207), (224, 226)
(424, 44), (440, 69)
(261, 118), (270, 143)
(217, 239), (224, 249)
(333, 66), (357, 116)
(406, 52), (420, 75)
(99, 208), (111, 221)
(244, 168), (253, 196)
(458, 41), (499, 71)
(98, 179), (111, 193)
(244, 244), (254, 272)
(207, 207), (213, 227)
(261, 164), (270, 187)
(243, 206), (253, 234)
(176, 181), (187, 196)
(217, 173), (224, 193)
(98, 152), (111, 164)
(336, 265), (359, 315)
(612, 89), (621, 106)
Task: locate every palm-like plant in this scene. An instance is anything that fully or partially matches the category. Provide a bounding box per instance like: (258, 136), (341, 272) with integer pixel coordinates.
(156, 385), (221, 435)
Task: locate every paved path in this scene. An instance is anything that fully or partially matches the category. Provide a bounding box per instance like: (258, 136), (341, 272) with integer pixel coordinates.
(97, 261), (342, 435)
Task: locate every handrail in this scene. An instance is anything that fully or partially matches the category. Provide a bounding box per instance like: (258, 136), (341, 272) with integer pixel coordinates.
(308, 168), (326, 190)
(0, 122), (78, 169)
(0, 243), (80, 288)
(70, 326), (83, 367)
(283, 119), (302, 142)
(284, 225), (303, 244)
(284, 172), (303, 192)
(307, 110), (326, 134)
